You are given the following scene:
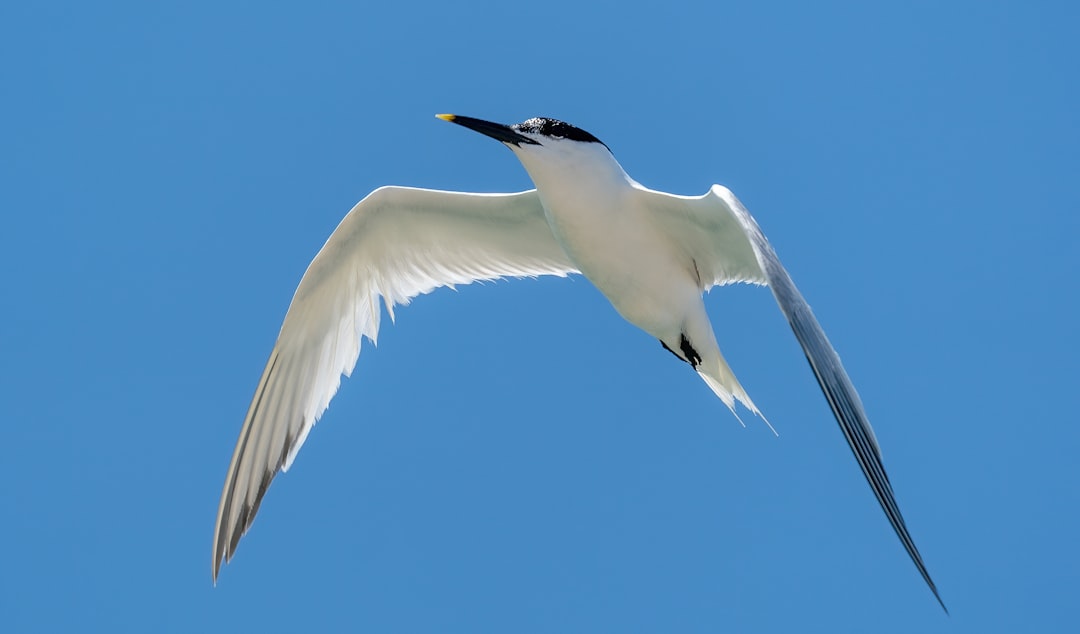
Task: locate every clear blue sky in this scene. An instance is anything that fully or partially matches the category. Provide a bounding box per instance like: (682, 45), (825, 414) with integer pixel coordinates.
(2, 1), (1077, 632)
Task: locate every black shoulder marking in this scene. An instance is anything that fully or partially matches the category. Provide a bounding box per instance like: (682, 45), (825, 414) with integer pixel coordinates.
(680, 334), (702, 369)
(512, 117), (608, 147)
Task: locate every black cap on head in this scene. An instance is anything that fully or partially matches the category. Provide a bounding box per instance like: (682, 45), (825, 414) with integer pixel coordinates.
(511, 117), (607, 147)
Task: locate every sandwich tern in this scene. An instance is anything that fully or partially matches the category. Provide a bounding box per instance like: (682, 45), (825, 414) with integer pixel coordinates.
(212, 114), (944, 610)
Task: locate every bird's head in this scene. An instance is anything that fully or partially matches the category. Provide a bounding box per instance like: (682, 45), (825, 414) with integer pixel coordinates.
(436, 114), (624, 187)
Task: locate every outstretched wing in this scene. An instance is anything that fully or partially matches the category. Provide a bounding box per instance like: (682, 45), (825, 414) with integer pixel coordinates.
(650, 184), (945, 610)
(213, 186), (577, 581)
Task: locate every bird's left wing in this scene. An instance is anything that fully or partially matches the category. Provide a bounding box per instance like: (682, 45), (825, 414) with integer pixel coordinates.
(645, 184), (944, 609)
(213, 186), (577, 581)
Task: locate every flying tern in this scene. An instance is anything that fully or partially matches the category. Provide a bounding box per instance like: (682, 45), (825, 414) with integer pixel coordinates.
(213, 113), (944, 610)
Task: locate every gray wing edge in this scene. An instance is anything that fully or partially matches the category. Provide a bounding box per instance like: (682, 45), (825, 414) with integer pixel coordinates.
(720, 189), (947, 612)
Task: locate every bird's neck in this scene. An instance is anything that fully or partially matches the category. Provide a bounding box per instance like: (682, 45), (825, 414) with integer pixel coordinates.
(515, 146), (636, 205)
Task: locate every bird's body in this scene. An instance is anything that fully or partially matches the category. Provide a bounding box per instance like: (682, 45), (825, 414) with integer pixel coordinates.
(513, 133), (755, 409)
(212, 114), (944, 610)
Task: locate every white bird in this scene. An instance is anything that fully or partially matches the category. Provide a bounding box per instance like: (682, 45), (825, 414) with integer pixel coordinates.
(213, 114), (944, 610)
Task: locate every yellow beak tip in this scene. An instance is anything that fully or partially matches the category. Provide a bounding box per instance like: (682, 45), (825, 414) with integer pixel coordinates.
(435, 113), (456, 122)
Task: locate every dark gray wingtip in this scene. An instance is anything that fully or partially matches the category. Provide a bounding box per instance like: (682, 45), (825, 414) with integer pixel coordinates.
(768, 248), (946, 612)
(212, 349), (302, 584)
(717, 188), (947, 612)
(773, 253), (946, 611)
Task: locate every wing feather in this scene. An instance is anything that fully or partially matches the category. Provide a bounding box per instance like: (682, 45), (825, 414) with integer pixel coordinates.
(212, 186), (576, 580)
(663, 184), (945, 610)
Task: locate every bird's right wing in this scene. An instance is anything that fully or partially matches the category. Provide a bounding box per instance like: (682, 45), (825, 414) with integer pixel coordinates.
(213, 186), (577, 581)
(647, 184), (944, 610)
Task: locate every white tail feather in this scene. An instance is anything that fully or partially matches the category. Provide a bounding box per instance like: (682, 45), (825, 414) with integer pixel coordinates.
(698, 360), (778, 436)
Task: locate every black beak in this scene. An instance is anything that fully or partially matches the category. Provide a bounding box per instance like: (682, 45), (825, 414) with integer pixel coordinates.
(436, 114), (540, 146)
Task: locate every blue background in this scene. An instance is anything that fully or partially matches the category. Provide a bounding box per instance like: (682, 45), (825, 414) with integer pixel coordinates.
(3, 1), (1077, 632)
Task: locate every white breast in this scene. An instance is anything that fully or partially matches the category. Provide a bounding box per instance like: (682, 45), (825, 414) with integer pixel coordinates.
(514, 141), (698, 335)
